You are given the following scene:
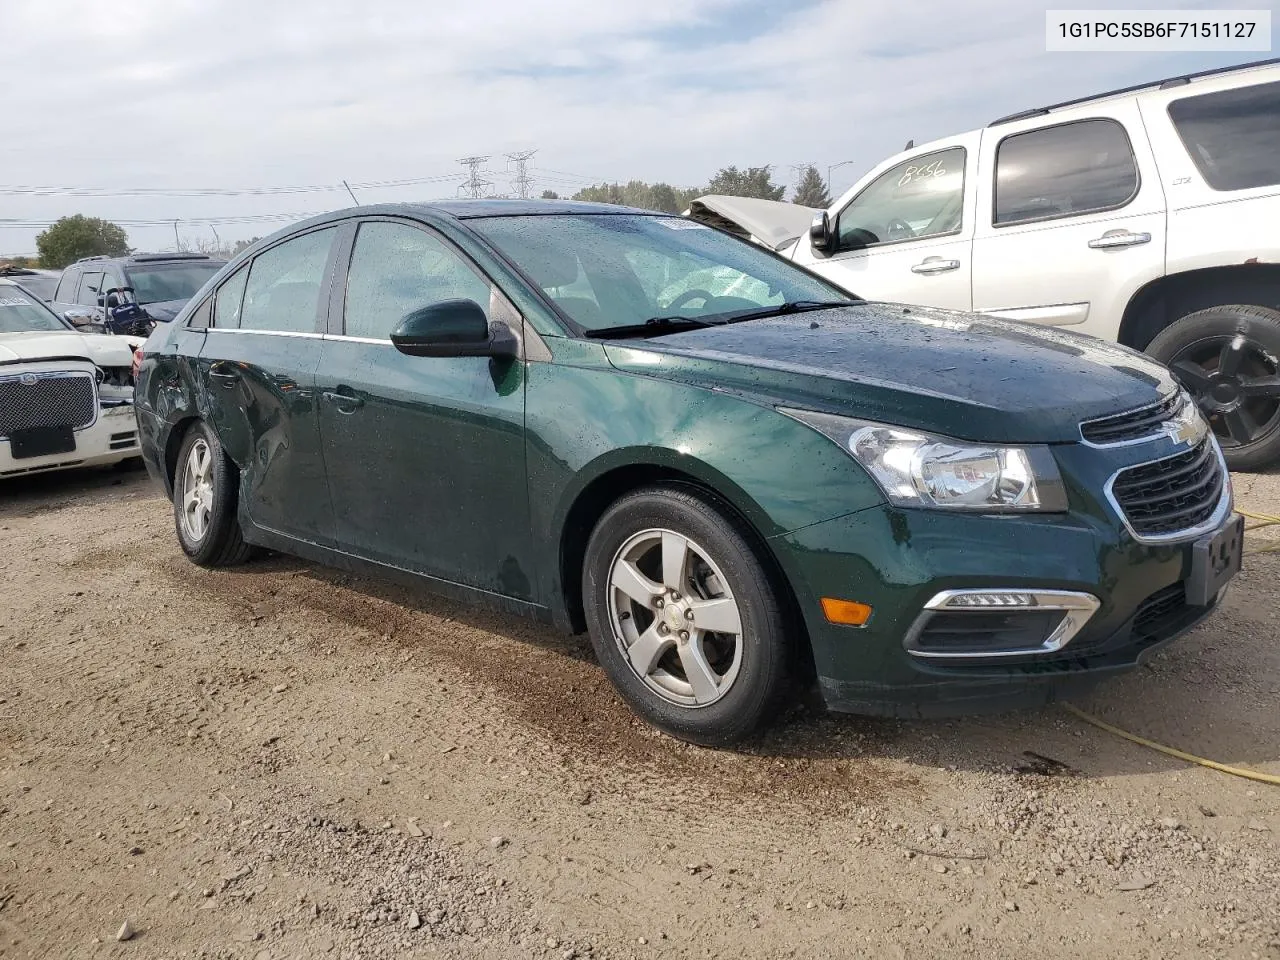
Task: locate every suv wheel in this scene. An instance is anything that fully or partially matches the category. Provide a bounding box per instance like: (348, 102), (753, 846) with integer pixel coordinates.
(1147, 304), (1280, 472)
(173, 421), (254, 567)
(582, 486), (791, 747)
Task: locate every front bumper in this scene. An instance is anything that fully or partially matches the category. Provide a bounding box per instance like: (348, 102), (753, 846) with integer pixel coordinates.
(0, 403), (140, 478)
(771, 501), (1235, 719)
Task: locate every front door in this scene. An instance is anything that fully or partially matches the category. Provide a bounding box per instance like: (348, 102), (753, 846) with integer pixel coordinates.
(793, 137), (978, 310)
(315, 218), (533, 598)
(970, 104), (1167, 337)
(197, 225), (340, 545)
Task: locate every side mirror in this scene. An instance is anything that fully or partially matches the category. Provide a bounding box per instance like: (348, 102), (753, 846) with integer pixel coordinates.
(390, 299), (518, 359)
(809, 211), (835, 254)
(63, 307), (93, 326)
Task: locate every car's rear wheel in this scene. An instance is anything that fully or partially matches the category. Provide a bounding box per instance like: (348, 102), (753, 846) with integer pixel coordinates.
(582, 486), (791, 747)
(173, 421), (253, 567)
(1147, 305), (1280, 472)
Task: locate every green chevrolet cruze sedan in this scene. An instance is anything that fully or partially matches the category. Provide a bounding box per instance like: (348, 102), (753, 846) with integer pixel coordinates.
(134, 200), (1243, 746)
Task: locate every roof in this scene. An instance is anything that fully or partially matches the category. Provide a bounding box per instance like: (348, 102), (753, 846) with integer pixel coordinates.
(417, 198), (659, 219)
(990, 55), (1280, 126)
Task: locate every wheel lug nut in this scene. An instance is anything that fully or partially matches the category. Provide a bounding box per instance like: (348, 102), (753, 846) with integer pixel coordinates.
(670, 591), (680, 600)
(655, 599), (665, 608)
(684, 610), (695, 621)
(658, 624), (668, 634)
(679, 631), (689, 642)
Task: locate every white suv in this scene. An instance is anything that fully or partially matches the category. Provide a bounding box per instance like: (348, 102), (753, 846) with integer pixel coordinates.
(688, 58), (1280, 470)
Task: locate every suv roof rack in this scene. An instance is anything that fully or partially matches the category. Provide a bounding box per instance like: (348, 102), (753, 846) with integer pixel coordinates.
(74, 254), (110, 263)
(128, 252), (212, 262)
(989, 56), (1280, 126)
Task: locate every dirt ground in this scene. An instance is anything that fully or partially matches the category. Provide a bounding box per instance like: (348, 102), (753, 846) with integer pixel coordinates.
(1, 463), (1277, 960)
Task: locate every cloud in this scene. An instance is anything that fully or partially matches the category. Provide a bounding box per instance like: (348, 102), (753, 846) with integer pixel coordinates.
(0, 0), (1256, 252)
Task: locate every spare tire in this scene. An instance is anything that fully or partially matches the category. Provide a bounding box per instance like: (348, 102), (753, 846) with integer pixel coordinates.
(1146, 304), (1280, 472)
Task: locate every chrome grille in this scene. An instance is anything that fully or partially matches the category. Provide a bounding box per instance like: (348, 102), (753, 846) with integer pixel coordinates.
(1081, 392), (1182, 445)
(0, 371), (97, 438)
(1110, 439), (1224, 538)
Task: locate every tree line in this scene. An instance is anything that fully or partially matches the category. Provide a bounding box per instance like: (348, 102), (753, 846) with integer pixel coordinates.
(24, 164), (838, 269)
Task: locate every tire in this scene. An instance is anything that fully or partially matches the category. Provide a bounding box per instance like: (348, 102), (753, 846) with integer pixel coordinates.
(172, 421), (253, 568)
(582, 486), (792, 747)
(1146, 304), (1280, 472)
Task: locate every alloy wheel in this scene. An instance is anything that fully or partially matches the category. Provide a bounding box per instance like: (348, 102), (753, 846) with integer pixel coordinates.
(180, 438), (214, 542)
(1170, 333), (1280, 448)
(606, 528), (744, 708)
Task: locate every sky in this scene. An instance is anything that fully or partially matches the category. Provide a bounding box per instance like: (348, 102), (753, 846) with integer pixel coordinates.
(0, 0), (1266, 255)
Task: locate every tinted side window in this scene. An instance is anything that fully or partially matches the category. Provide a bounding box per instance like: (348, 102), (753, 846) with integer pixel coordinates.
(76, 271), (104, 306)
(1168, 79), (1280, 192)
(54, 268), (78, 303)
(994, 119), (1138, 226)
(239, 228), (336, 334)
(214, 265), (249, 329)
(344, 221), (491, 339)
(836, 147), (966, 249)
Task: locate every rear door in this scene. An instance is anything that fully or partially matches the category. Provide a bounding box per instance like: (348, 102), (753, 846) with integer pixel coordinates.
(792, 135), (979, 309)
(196, 225), (341, 545)
(315, 217), (533, 597)
(970, 103), (1167, 337)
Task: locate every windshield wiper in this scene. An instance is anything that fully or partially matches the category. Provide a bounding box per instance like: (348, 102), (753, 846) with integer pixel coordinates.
(583, 315), (723, 340)
(720, 299), (857, 324)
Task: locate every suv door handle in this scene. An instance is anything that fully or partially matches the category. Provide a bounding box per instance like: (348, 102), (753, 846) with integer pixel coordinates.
(322, 390), (365, 412)
(1088, 230), (1151, 249)
(911, 257), (961, 274)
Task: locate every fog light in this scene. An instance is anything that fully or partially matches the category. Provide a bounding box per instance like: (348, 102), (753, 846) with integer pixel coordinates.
(943, 592), (1036, 608)
(821, 598), (873, 626)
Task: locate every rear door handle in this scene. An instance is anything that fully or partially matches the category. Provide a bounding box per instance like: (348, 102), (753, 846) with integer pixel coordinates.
(911, 257), (961, 275)
(322, 390), (365, 412)
(1088, 230), (1151, 249)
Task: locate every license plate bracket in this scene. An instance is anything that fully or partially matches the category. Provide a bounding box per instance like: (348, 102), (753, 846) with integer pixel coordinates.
(9, 425), (77, 460)
(1186, 513), (1244, 607)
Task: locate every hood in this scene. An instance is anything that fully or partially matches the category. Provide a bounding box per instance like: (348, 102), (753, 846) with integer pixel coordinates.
(140, 299), (187, 323)
(603, 303), (1177, 444)
(684, 196), (817, 250)
(0, 330), (137, 369)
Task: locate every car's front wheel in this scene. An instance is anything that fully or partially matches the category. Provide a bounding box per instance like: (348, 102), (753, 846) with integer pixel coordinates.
(582, 486), (791, 747)
(173, 421), (253, 568)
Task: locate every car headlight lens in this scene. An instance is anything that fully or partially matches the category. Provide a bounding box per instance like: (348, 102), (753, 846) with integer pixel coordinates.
(781, 409), (1068, 512)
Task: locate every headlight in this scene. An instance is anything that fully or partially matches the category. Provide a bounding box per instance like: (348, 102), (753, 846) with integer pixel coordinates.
(781, 409), (1068, 512)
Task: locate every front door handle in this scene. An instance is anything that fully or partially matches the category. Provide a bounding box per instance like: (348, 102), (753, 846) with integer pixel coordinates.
(911, 257), (961, 275)
(322, 390), (365, 412)
(1088, 230), (1151, 249)
(208, 368), (240, 389)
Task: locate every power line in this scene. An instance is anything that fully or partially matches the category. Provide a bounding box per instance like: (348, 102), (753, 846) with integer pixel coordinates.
(505, 150), (538, 199)
(456, 157), (492, 199)
(0, 173), (463, 198)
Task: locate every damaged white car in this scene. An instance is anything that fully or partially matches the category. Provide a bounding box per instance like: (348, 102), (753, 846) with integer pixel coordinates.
(1, 278), (142, 479)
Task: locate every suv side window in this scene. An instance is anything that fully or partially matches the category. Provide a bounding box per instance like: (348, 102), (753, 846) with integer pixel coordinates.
(213, 265), (250, 329)
(994, 119), (1138, 226)
(836, 147), (966, 250)
(54, 268), (78, 303)
(1168, 79), (1280, 192)
(343, 221), (491, 339)
(76, 271), (104, 307)
(238, 228), (336, 334)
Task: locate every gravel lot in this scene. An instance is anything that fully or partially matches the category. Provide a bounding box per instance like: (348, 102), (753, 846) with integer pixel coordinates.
(1, 464), (1277, 960)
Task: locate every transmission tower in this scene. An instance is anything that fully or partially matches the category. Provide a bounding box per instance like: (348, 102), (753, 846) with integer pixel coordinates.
(505, 150), (538, 199)
(790, 162), (816, 188)
(457, 156), (493, 199)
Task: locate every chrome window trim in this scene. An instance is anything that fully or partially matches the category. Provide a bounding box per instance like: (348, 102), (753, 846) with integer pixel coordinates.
(904, 588), (1101, 660)
(205, 328), (326, 339)
(0, 369), (99, 438)
(1104, 438), (1232, 545)
(1078, 391), (1186, 449)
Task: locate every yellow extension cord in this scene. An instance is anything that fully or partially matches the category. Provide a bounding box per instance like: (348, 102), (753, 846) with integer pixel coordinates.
(1061, 505), (1280, 786)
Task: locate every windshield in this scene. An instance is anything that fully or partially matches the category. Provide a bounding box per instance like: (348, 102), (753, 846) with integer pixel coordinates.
(470, 214), (854, 333)
(0, 288), (71, 333)
(125, 262), (224, 305)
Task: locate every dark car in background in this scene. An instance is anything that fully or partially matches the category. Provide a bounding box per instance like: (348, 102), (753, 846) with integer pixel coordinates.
(134, 200), (1242, 746)
(0, 266), (61, 302)
(51, 252), (225, 333)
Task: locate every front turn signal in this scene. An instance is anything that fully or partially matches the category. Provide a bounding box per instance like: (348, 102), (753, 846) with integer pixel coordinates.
(821, 598), (873, 626)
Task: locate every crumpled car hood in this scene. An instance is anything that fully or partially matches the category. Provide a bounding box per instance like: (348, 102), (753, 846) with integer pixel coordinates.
(0, 330), (138, 368)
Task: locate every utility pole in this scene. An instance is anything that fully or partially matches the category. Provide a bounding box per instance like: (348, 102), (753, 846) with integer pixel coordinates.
(505, 149), (537, 199)
(790, 162), (815, 191)
(342, 180), (360, 205)
(456, 157), (492, 199)
(172, 219), (181, 252)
